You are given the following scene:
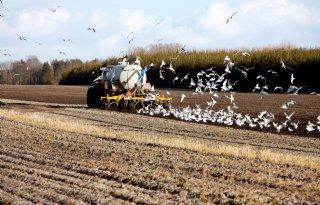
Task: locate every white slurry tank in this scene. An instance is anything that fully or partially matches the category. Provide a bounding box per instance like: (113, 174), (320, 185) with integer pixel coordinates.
(120, 65), (147, 90)
(87, 63), (171, 109)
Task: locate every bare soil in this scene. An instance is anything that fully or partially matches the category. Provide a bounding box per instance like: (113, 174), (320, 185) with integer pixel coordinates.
(0, 85), (320, 204)
(1, 84), (319, 136)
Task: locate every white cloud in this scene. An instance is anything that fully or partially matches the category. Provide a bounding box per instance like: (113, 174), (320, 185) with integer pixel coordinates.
(1, 0), (319, 63)
(16, 8), (70, 36)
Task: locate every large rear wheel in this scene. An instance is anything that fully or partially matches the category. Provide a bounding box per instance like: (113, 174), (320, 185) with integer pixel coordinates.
(87, 87), (102, 108)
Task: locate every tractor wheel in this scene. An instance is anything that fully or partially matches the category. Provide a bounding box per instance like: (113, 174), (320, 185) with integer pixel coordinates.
(87, 87), (102, 108)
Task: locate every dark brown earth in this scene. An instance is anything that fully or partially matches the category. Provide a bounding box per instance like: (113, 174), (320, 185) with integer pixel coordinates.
(0, 84), (319, 136)
(0, 85), (320, 204)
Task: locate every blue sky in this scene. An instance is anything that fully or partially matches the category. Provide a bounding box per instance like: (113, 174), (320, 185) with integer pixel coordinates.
(0, 0), (319, 63)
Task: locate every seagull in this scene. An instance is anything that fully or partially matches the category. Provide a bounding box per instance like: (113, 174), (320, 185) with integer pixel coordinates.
(57, 50), (66, 55)
(290, 73), (295, 84)
(284, 112), (295, 121)
(241, 66), (255, 71)
(273, 122), (283, 133)
(189, 78), (196, 88)
(159, 70), (164, 80)
(226, 11), (238, 24)
(126, 31), (134, 39)
(62, 38), (71, 42)
(224, 55), (231, 63)
(50, 6), (60, 12)
(287, 86), (306, 95)
(17, 34), (27, 41)
(281, 100), (295, 109)
(87, 27), (96, 32)
(160, 59), (166, 69)
(253, 83), (260, 92)
(225, 93), (235, 104)
(144, 47), (150, 54)
(128, 38), (134, 44)
(291, 121), (299, 130)
(181, 94), (186, 103)
(168, 62), (175, 74)
(235, 67), (247, 78)
(306, 121), (316, 132)
(173, 76), (179, 84)
(267, 70), (278, 77)
(280, 58), (292, 70)
(260, 91), (269, 99)
(274, 86), (283, 92)
(310, 92), (320, 96)
(256, 75), (267, 84)
(241, 51), (250, 57)
(134, 56), (141, 66)
(180, 74), (189, 83)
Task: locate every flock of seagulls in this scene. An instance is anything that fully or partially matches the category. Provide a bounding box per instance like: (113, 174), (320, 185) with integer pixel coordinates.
(129, 51), (320, 134)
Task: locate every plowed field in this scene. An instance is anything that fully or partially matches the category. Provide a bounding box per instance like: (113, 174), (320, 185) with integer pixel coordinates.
(0, 85), (320, 204)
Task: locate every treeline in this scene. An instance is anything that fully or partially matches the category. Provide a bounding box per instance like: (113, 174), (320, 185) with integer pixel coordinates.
(0, 56), (87, 85)
(1, 45), (320, 93)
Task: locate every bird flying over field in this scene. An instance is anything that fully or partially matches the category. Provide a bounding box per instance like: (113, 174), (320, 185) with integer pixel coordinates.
(159, 70), (164, 80)
(160, 59), (166, 69)
(16, 34), (27, 41)
(287, 86), (306, 95)
(256, 75), (267, 84)
(87, 27), (96, 32)
(267, 70), (278, 77)
(173, 76), (179, 84)
(189, 78), (196, 88)
(57, 50), (66, 55)
(168, 62), (175, 74)
(274, 86), (283, 92)
(241, 66), (255, 71)
(180, 74), (189, 83)
(50, 6), (60, 12)
(226, 11), (238, 23)
(235, 67), (248, 78)
(280, 58), (292, 70)
(290, 73), (295, 84)
(242, 51), (250, 57)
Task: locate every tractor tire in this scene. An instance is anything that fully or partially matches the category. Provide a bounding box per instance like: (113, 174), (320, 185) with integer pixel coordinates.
(87, 87), (102, 108)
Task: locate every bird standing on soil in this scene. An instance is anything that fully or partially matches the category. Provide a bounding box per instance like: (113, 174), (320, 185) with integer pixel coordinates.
(281, 100), (295, 109)
(181, 94), (186, 103)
